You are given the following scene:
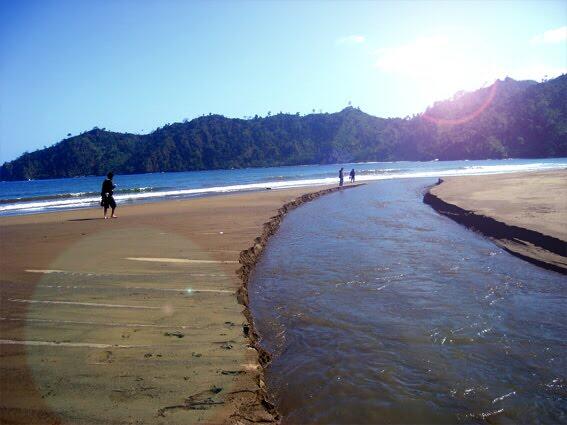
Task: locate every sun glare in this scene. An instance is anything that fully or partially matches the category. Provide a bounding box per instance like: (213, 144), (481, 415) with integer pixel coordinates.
(375, 34), (500, 111)
(422, 81), (499, 125)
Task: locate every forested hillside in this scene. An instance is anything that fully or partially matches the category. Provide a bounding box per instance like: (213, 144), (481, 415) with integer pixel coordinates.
(1, 75), (565, 181)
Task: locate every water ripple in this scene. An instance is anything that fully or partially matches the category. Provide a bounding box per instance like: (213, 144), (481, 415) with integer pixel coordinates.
(250, 178), (566, 424)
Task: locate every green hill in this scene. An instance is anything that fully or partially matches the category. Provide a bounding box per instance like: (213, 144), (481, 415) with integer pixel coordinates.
(1, 75), (565, 181)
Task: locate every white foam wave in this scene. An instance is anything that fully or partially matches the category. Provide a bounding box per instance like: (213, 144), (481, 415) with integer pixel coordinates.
(1, 162), (564, 214)
(354, 161), (566, 182)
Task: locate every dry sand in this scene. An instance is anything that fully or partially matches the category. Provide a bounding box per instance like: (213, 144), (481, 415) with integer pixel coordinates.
(425, 170), (566, 273)
(0, 186), (356, 425)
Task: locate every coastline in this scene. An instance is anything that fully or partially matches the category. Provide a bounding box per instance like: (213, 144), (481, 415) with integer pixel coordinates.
(3, 158), (566, 218)
(0, 184), (361, 424)
(424, 170), (566, 273)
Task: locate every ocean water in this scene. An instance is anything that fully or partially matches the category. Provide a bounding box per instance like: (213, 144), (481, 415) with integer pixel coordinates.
(1, 158), (566, 216)
(249, 179), (566, 424)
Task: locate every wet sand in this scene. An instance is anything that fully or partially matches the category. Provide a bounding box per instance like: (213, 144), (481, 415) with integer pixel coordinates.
(425, 170), (567, 273)
(0, 185), (359, 424)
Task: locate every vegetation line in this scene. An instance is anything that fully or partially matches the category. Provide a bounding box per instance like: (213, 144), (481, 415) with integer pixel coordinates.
(2, 75), (565, 181)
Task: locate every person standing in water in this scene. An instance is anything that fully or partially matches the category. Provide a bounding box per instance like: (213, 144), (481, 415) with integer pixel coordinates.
(349, 168), (355, 183)
(339, 167), (344, 187)
(101, 172), (117, 219)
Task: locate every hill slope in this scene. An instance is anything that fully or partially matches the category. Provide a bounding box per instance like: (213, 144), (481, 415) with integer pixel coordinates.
(1, 75), (566, 181)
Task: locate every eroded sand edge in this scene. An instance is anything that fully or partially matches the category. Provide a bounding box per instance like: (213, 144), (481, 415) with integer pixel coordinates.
(424, 170), (566, 274)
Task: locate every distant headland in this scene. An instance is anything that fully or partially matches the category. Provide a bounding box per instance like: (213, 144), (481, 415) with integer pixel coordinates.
(1, 75), (565, 181)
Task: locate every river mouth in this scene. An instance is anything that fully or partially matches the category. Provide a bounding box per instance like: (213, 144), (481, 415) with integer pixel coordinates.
(249, 178), (566, 424)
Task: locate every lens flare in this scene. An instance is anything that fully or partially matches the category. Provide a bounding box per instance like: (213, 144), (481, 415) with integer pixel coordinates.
(422, 80), (499, 126)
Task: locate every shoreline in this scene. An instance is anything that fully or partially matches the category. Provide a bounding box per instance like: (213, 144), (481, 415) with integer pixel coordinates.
(3, 158), (566, 217)
(424, 170), (566, 274)
(0, 183), (362, 424)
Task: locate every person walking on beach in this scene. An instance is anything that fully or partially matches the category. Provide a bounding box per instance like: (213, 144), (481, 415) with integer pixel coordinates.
(349, 168), (355, 183)
(101, 172), (117, 219)
(339, 167), (344, 187)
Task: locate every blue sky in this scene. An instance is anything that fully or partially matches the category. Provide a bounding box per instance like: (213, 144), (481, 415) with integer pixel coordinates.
(1, 0), (566, 162)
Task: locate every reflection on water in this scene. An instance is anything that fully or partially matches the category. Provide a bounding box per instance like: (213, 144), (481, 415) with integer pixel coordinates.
(249, 179), (566, 424)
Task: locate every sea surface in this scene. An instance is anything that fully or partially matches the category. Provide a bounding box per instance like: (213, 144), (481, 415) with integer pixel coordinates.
(249, 179), (566, 424)
(1, 158), (566, 216)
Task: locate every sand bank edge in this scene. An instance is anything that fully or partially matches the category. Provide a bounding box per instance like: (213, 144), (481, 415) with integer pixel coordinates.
(423, 179), (566, 274)
(232, 184), (364, 423)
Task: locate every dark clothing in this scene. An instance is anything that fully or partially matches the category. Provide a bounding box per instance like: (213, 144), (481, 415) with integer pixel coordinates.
(339, 168), (344, 186)
(101, 178), (116, 209)
(349, 169), (355, 182)
(101, 194), (116, 209)
(101, 179), (115, 197)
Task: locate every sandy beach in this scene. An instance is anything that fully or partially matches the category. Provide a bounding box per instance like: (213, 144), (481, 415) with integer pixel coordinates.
(425, 170), (567, 273)
(0, 185), (361, 425)
(1, 169), (565, 423)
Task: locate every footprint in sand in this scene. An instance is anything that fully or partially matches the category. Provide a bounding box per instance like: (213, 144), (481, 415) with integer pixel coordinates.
(88, 350), (113, 365)
(219, 370), (245, 376)
(164, 331), (184, 338)
(157, 386), (224, 416)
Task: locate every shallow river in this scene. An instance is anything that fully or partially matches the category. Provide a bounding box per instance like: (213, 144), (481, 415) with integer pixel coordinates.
(249, 178), (566, 424)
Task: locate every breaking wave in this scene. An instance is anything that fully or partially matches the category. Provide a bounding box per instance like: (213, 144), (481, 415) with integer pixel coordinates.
(1, 160), (565, 215)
